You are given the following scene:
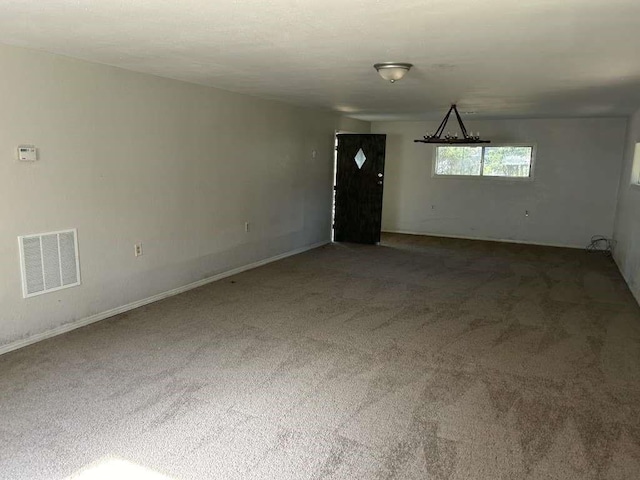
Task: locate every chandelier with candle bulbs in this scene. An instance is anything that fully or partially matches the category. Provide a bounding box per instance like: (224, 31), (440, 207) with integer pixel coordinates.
(414, 104), (490, 144)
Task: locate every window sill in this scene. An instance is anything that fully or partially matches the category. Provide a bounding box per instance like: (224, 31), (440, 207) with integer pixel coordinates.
(433, 174), (534, 182)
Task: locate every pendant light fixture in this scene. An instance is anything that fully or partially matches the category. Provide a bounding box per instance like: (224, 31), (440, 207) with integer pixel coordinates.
(374, 62), (413, 83)
(414, 104), (490, 144)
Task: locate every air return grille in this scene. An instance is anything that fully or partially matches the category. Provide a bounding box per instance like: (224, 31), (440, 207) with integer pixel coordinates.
(18, 229), (81, 298)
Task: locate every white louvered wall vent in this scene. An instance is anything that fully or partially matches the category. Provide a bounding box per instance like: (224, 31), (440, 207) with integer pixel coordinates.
(18, 229), (81, 298)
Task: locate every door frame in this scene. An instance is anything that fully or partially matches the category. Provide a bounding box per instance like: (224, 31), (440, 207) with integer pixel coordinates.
(333, 133), (386, 244)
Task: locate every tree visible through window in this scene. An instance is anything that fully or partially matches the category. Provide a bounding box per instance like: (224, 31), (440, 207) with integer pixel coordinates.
(434, 147), (482, 176)
(435, 146), (533, 178)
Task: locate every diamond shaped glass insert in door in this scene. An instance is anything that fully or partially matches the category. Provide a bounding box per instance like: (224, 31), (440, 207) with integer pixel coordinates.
(354, 148), (366, 169)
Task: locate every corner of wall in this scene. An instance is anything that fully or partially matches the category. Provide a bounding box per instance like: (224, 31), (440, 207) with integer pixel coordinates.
(612, 108), (640, 306)
(337, 116), (371, 134)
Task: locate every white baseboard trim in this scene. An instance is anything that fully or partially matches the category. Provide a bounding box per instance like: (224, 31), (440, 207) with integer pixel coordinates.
(382, 229), (583, 250)
(0, 240), (329, 357)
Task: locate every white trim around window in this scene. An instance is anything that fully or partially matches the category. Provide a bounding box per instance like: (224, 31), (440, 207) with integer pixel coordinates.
(631, 142), (640, 188)
(432, 143), (537, 181)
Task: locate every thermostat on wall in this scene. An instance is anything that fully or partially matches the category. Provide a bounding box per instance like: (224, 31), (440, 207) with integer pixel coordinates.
(17, 145), (37, 162)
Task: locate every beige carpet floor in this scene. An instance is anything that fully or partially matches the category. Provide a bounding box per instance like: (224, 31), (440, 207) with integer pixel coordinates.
(1, 233), (640, 479)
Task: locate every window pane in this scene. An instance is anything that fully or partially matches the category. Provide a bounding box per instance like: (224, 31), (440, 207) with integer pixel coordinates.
(435, 147), (482, 176)
(483, 146), (532, 177)
(632, 143), (640, 185)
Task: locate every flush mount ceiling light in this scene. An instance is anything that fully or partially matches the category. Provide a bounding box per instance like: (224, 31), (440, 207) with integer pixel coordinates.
(414, 104), (491, 144)
(373, 62), (413, 83)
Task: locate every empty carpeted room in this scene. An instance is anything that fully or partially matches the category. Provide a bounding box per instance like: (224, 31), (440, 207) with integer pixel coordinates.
(2, 2), (640, 480)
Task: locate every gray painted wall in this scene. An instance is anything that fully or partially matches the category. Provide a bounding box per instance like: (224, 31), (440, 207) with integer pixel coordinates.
(0, 44), (368, 348)
(337, 117), (372, 134)
(2, 40), (634, 350)
(372, 118), (627, 248)
(613, 109), (640, 303)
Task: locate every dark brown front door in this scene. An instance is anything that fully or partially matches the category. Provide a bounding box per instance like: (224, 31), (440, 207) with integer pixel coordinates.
(334, 134), (386, 244)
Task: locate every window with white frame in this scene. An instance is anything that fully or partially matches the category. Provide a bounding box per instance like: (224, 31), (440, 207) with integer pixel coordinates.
(632, 143), (640, 186)
(434, 145), (534, 178)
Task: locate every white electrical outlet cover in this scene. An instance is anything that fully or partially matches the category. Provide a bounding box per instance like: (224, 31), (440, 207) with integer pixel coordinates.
(18, 145), (37, 162)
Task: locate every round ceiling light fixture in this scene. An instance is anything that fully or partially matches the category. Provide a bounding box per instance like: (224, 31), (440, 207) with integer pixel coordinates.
(373, 62), (413, 83)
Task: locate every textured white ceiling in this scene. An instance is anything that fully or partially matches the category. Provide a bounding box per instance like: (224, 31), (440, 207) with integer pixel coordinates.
(0, 0), (639, 120)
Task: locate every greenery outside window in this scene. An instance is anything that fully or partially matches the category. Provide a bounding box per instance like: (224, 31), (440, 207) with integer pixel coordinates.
(434, 145), (534, 178)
